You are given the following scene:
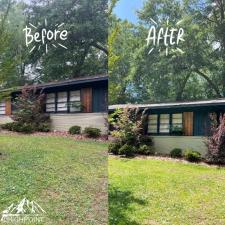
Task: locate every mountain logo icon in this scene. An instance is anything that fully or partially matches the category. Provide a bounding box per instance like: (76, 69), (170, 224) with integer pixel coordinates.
(1, 198), (46, 224)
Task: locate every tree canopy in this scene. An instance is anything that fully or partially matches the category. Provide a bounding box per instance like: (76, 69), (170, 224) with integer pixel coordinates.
(109, 0), (225, 104)
(0, 0), (108, 89)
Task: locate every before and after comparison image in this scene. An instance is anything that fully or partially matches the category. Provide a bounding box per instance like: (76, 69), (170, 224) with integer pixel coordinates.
(0, 0), (225, 225)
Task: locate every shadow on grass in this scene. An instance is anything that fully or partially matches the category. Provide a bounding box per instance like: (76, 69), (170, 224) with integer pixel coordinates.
(109, 186), (146, 225)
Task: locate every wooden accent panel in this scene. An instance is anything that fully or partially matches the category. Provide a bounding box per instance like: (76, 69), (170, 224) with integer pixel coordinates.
(183, 112), (193, 136)
(81, 88), (92, 113)
(5, 99), (12, 116)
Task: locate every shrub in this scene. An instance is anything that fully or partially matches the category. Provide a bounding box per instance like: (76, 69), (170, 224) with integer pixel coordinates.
(108, 141), (122, 155)
(9, 86), (51, 133)
(1, 122), (16, 131)
(206, 113), (225, 164)
(109, 107), (154, 157)
(84, 127), (101, 138)
(69, 126), (81, 135)
(36, 123), (51, 132)
(139, 135), (153, 146)
(4, 122), (34, 133)
(17, 123), (34, 133)
(184, 149), (201, 162)
(138, 145), (155, 155)
(170, 148), (183, 158)
(119, 144), (135, 157)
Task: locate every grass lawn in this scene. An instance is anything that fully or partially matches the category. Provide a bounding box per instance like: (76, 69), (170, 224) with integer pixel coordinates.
(109, 157), (225, 225)
(0, 134), (108, 225)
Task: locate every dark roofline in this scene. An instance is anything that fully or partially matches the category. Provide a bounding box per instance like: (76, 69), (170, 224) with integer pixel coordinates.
(33, 74), (108, 90)
(0, 75), (108, 94)
(109, 98), (225, 111)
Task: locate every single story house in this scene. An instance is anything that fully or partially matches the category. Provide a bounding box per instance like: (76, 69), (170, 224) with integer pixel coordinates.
(109, 99), (225, 155)
(0, 75), (108, 134)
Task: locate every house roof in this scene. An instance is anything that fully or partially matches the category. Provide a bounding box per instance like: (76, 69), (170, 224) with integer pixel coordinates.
(0, 74), (108, 94)
(109, 99), (225, 111)
(32, 74), (108, 89)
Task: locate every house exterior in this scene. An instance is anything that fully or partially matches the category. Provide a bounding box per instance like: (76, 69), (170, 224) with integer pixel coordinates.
(109, 99), (225, 155)
(0, 75), (108, 134)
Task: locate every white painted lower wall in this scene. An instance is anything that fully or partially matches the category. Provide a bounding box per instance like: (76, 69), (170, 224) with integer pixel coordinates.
(0, 116), (13, 124)
(0, 113), (108, 135)
(50, 113), (108, 134)
(152, 136), (207, 156)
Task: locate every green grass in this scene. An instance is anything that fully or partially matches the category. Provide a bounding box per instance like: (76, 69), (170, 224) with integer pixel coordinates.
(0, 134), (108, 225)
(109, 157), (225, 225)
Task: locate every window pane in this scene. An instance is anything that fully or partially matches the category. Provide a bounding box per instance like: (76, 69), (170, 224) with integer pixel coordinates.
(148, 114), (158, 133)
(57, 103), (67, 111)
(148, 115), (158, 124)
(172, 113), (182, 119)
(58, 92), (67, 102)
(70, 91), (80, 101)
(160, 114), (170, 133)
(172, 114), (183, 127)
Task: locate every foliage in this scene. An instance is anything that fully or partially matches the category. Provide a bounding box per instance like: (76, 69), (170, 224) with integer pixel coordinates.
(109, 0), (225, 104)
(170, 148), (183, 158)
(170, 126), (183, 136)
(138, 135), (153, 146)
(2, 86), (51, 133)
(0, 0), (107, 89)
(206, 113), (225, 164)
(1, 122), (17, 131)
(69, 125), (81, 135)
(1, 121), (37, 134)
(184, 149), (201, 162)
(138, 144), (155, 155)
(109, 107), (154, 156)
(108, 108), (123, 131)
(118, 144), (135, 157)
(83, 127), (101, 138)
(23, 0), (108, 82)
(108, 141), (121, 155)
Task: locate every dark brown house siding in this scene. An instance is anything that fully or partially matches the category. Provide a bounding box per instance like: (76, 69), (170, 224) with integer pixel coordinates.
(183, 112), (193, 136)
(81, 87), (92, 113)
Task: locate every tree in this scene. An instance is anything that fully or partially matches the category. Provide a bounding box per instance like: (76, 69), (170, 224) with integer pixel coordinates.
(109, 0), (225, 104)
(24, 0), (108, 82)
(206, 113), (225, 164)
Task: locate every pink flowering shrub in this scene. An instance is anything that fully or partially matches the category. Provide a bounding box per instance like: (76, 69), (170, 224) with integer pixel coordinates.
(206, 113), (225, 164)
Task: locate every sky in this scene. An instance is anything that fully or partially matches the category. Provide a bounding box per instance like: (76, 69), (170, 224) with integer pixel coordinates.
(113, 0), (145, 24)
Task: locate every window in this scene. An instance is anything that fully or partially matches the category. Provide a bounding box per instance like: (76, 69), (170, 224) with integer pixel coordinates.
(46, 93), (55, 112)
(57, 92), (67, 112)
(0, 101), (5, 115)
(46, 91), (81, 113)
(69, 90), (81, 112)
(172, 113), (183, 129)
(148, 113), (184, 135)
(148, 114), (158, 133)
(159, 114), (170, 133)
